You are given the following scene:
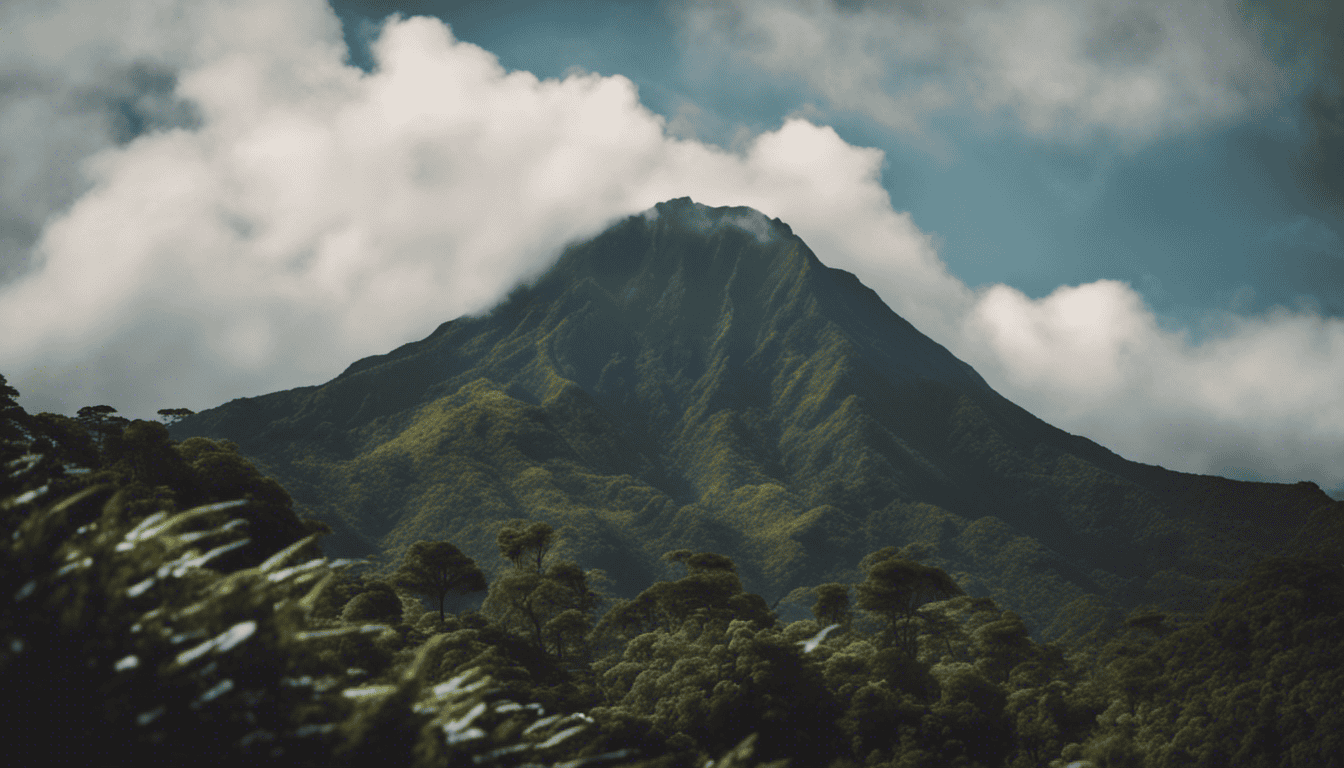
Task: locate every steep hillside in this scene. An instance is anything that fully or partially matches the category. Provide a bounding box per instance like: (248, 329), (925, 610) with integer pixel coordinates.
(174, 197), (1342, 641)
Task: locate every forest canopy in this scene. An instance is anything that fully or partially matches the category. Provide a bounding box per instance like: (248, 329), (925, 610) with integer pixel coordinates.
(3, 375), (1342, 767)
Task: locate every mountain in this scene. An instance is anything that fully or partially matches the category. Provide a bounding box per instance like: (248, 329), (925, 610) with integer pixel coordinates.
(172, 197), (1343, 642)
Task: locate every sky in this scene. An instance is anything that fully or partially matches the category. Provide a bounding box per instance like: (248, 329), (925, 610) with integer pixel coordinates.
(3, 0), (1344, 496)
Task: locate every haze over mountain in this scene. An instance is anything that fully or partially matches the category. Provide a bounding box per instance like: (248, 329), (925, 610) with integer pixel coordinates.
(173, 197), (1343, 642)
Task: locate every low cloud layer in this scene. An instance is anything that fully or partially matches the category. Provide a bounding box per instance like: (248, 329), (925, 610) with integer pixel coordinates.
(959, 281), (1344, 488)
(2, 0), (1343, 492)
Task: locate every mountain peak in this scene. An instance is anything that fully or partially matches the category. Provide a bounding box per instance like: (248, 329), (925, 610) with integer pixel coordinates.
(172, 199), (1341, 643)
(639, 197), (795, 244)
(516, 197), (987, 398)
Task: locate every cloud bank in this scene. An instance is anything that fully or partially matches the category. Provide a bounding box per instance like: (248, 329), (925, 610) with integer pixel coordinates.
(2, 0), (1343, 493)
(680, 0), (1290, 151)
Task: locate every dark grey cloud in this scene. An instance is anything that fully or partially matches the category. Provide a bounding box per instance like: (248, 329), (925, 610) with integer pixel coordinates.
(97, 63), (203, 144)
(0, 0), (201, 288)
(681, 0), (1287, 151)
(1295, 85), (1344, 219)
(1240, 0), (1344, 218)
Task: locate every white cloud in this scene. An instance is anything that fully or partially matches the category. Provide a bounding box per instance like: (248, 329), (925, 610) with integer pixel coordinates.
(0, 0), (204, 282)
(955, 279), (1344, 488)
(2, 0), (1343, 493)
(680, 0), (1288, 150)
(0, 0), (963, 423)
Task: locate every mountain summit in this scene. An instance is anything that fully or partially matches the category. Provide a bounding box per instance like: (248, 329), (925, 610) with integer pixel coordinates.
(175, 198), (1340, 640)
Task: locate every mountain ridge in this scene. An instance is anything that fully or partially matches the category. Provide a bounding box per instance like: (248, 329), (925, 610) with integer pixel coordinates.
(173, 197), (1342, 641)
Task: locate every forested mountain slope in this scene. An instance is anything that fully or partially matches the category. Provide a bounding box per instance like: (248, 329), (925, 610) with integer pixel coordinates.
(172, 197), (1343, 642)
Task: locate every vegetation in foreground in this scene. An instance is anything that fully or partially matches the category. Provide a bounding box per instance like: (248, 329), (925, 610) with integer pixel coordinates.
(3, 374), (1342, 767)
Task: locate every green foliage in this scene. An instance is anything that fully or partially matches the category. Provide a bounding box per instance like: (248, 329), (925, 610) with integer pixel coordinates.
(684, 552), (737, 574)
(484, 520), (605, 664)
(498, 520), (558, 573)
(103, 418), (194, 491)
(0, 374), (23, 444)
(855, 554), (964, 658)
(390, 540), (488, 621)
(9, 379), (1344, 766)
(593, 618), (845, 766)
(75, 403), (129, 451)
(341, 581), (405, 624)
(22, 411), (98, 467)
(970, 611), (1040, 684)
(811, 582), (852, 631)
(1066, 556), (1344, 768)
(0, 372), (18, 403)
(591, 552), (774, 654)
(0, 388), (706, 768)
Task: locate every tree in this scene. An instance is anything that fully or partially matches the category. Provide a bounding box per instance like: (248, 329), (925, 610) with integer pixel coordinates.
(683, 552), (736, 574)
(390, 541), (488, 623)
(544, 559), (602, 617)
(970, 611), (1037, 683)
(157, 408), (195, 426)
(108, 419), (194, 488)
(174, 437), (314, 569)
(857, 546), (903, 572)
(496, 520), (556, 572)
(593, 552), (773, 648)
(590, 593), (663, 652)
(856, 554), (964, 658)
(486, 520), (602, 660)
(488, 569), (550, 650)
(662, 549), (693, 575)
(811, 583), (852, 632)
(917, 601), (968, 660)
(0, 373), (25, 443)
(76, 404), (118, 422)
(487, 562), (600, 659)
(596, 616), (846, 765)
(76, 404), (128, 449)
(0, 373), (19, 406)
(341, 581), (405, 624)
(544, 609), (590, 663)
